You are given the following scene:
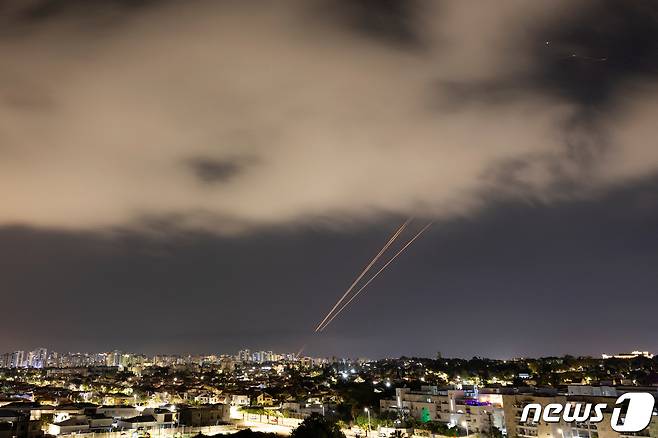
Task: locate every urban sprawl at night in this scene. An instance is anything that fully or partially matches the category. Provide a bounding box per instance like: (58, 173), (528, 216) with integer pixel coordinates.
(3, 0), (658, 437)
(2, 349), (658, 437)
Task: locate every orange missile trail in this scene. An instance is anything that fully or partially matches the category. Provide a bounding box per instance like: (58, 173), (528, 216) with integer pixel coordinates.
(318, 222), (432, 332)
(313, 218), (412, 332)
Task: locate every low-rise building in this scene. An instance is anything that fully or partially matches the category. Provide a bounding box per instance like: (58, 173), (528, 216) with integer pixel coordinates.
(88, 414), (114, 431)
(179, 405), (230, 426)
(143, 409), (177, 427)
(116, 415), (158, 430)
(0, 410), (43, 438)
(231, 395), (250, 406)
(256, 393), (274, 406)
(1, 402), (55, 421)
(48, 417), (90, 435)
(51, 404), (90, 423)
(96, 405), (139, 419)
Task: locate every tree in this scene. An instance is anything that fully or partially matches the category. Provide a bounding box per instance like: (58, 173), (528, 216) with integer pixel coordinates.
(490, 426), (504, 438)
(229, 430), (277, 437)
(291, 413), (346, 438)
(194, 430), (277, 437)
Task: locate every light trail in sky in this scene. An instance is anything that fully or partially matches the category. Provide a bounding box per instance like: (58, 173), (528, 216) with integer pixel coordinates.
(313, 218), (412, 332)
(318, 222), (433, 332)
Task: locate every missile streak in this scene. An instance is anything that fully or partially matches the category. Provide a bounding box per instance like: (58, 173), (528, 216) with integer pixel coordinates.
(314, 218), (412, 332)
(318, 222), (432, 331)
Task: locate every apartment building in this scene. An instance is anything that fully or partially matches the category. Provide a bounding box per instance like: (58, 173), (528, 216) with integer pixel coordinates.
(380, 386), (503, 434)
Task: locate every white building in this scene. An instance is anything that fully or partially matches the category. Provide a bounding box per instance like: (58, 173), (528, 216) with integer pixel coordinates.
(380, 386), (503, 434)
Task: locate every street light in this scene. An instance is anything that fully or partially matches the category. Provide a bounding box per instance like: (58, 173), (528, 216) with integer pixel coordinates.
(364, 407), (371, 437)
(462, 420), (469, 436)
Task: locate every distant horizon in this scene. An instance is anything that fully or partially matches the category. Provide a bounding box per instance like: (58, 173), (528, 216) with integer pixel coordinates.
(2, 346), (655, 362)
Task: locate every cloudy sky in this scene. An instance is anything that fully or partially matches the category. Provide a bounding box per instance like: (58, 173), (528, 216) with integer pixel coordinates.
(1, 0), (657, 358)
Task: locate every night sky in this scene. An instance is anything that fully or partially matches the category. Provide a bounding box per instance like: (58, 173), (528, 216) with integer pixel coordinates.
(1, 0), (657, 359)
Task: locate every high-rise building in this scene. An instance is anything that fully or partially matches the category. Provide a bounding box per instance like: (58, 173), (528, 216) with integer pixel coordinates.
(237, 349), (251, 362)
(120, 353), (133, 367)
(0, 352), (10, 368)
(26, 350), (36, 368)
(10, 350), (25, 368)
(47, 351), (59, 367)
(106, 350), (122, 367)
(32, 348), (48, 368)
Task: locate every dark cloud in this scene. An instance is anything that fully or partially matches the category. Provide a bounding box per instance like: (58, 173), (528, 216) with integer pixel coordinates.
(188, 157), (244, 184)
(11, 0), (152, 21)
(313, 0), (425, 48)
(0, 1), (656, 236)
(0, 0), (154, 38)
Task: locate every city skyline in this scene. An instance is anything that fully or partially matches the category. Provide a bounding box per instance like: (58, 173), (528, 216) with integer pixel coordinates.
(2, 0), (658, 359)
(2, 346), (656, 365)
